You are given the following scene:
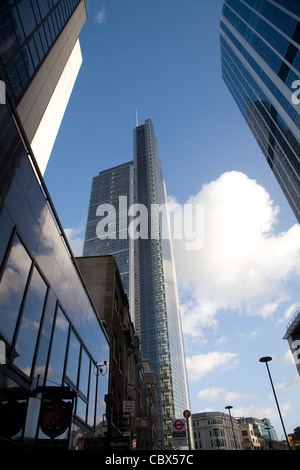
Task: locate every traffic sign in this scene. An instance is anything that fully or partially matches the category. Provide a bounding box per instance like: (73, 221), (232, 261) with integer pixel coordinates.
(183, 409), (191, 419)
(172, 419), (187, 447)
(173, 419), (185, 431)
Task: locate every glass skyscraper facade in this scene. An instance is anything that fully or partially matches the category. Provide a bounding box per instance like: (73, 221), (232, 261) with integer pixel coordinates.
(220, 0), (300, 223)
(83, 162), (137, 320)
(0, 0), (86, 173)
(83, 119), (191, 449)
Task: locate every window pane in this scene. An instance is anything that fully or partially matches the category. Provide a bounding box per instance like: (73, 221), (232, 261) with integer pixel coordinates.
(76, 396), (87, 422)
(46, 307), (69, 386)
(96, 374), (107, 428)
(32, 289), (56, 381)
(79, 348), (90, 397)
(0, 236), (32, 345)
(0, 12), (19, 63)
(88, 366), (96, 427)
(13, 267), (47, 376)
(66, 330), (80, 385)
(17, 0), (37, 37)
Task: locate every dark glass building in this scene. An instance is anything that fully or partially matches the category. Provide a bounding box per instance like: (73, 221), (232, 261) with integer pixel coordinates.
(0, 0), (86, 173)
(0, 1), (110, 450)
(83, 120), (192, 449)
(220, 0), (300, 222)
(283, 306), (300, 377)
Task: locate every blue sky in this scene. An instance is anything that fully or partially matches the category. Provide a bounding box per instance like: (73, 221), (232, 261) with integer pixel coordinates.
(44, 1), (300, 439)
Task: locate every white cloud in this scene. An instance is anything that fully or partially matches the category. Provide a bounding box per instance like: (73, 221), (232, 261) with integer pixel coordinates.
(186, 350), (239, 382)
(171, 171), (300, 338)
(232, 404), (277, 420)
(277, 302), (300, 324)
(95, 5), (106, 24)
(277, 375), (300, 391)
(64, 224), (85, 256)
(197, 387), (256, 402)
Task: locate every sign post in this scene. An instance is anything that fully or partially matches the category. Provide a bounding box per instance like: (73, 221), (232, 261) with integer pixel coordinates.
(172, 419), (187, 447)
(183, 410), (191, 450)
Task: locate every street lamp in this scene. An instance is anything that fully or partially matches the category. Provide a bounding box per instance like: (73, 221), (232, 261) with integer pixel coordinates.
(259, 356), (291, 450)
(225, 405), (238, 450)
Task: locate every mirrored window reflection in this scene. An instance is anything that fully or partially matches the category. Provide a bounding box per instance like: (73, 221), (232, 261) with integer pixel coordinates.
(79, 348), (90, 397)
(88, 366), (96, 427)
(34, 289), (56, 380)
(13, 266), (47, 376)
(0, 235), (32, 345)
(76, 396), (87, 422)
(46, 307), (69, 386)
(96, 374), (107, 428)
(66, 330), (80, 386)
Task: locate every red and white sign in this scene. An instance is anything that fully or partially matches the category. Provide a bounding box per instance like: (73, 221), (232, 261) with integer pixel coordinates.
(183, 409), (191, 419)
(123, 400), (135, 416)
(172, 419), (187, 447)
(172, 419), (186, 433)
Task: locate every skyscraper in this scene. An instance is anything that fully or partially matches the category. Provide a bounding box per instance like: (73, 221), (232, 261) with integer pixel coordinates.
(220, 0), (300, 223)
(83, 119), (191, 449)
(0, 0), (86, 174)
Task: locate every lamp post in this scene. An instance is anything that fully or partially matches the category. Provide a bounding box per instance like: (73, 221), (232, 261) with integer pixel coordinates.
(259, 356), (291, 450)
(225, 405), (238, 450)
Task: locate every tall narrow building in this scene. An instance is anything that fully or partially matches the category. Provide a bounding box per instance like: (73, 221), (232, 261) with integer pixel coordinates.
(0, 0), (86, 174)
(220, 0), (300, 222)
(83, 119), (191, 449)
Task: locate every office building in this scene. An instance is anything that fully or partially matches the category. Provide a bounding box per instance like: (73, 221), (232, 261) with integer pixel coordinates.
(283, 305), (300, 377)
(83, 119), (192, 449)
(0, 98), (109, 450)
(83, 162), (136, 320)
(0, 0), (86, 174)
(192, 412), (242, 450)
(220, 0), (300, 222)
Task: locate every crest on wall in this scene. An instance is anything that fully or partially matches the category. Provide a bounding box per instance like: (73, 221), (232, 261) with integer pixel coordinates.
(39, 398), (72, 439)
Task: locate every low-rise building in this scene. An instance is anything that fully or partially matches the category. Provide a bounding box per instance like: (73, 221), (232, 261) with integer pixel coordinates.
(76, 255), (159, 450)
(192, 412), (242, 450)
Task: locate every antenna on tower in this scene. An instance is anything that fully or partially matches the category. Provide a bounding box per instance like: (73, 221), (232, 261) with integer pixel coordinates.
(136, 109), (138, 127)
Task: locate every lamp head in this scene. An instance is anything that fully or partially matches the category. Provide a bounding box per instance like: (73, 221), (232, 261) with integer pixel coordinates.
(259, 356), (272, 363)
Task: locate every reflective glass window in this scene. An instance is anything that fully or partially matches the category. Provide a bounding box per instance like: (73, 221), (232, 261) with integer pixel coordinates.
(17, 0), (37, 38)
(0, 236), (32, 345)
(34, 31), (44, 61)
(28, 38), (39, 68)
(34, 289), (57, 381)
(46, 307), (69, 386)
(79, 348), (90, 397)
(13, 267), (47, 376)
(0, 12), (18, 63)
(39, 2), (50, 19)
(21, 45), (35, 78)
(95, 373), (107, 427)
(11, 7), (26, 45)
(76, 396), (87, 422)
(66, 330), (80, 385)
(88, 365), (96, 427)
(6, 61), (22, 100)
